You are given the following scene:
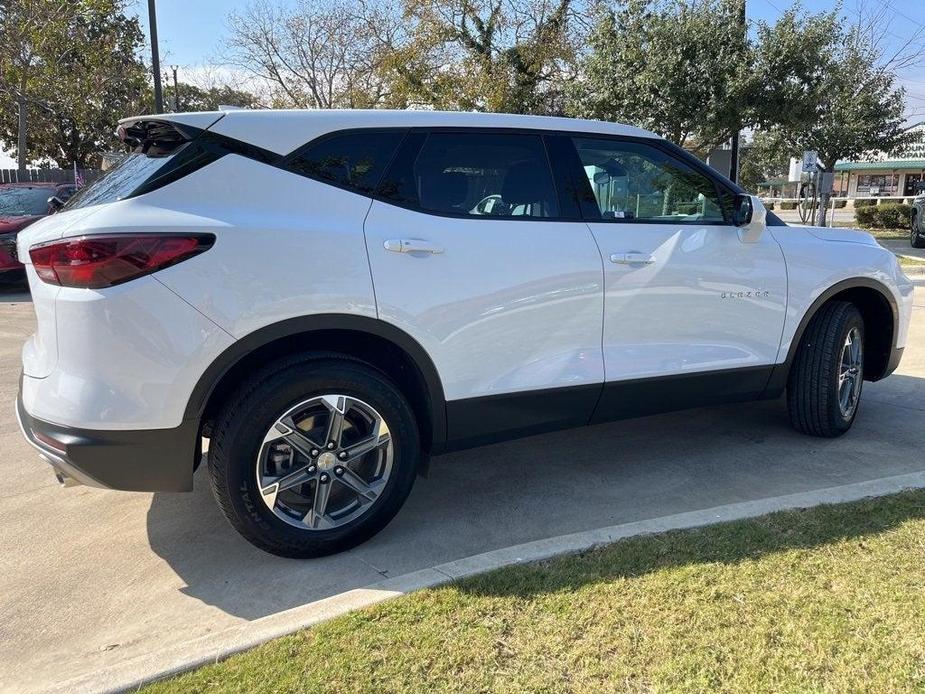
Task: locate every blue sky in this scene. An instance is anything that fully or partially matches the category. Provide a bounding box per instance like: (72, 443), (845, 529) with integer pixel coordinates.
(131, 0), (925, 121)
(3, 0), (922, 167)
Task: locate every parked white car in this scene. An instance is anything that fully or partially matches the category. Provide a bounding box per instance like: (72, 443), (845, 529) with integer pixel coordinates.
(15, 110), (914, 557)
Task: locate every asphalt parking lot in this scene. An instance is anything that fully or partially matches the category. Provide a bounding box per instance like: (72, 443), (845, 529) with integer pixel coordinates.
(2, 279), (924, 693)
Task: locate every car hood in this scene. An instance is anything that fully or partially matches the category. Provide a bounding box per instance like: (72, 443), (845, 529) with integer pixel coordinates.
(804, 226), (879, 246)
(0, 215), (42, 234)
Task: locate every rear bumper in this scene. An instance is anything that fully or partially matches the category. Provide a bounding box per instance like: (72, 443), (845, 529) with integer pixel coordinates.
(16, 383), (199, 492)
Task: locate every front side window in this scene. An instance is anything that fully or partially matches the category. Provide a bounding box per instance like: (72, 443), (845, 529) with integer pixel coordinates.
(572, 138), (726, 224)
(379, 131), (559, 218)
(286, 130), (405, 194)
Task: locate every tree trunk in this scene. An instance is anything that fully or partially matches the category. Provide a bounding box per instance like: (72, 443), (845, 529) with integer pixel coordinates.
(17, 95), (27, 174)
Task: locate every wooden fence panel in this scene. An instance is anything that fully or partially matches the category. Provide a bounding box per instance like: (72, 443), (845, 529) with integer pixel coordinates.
(0, 168), (101, 184)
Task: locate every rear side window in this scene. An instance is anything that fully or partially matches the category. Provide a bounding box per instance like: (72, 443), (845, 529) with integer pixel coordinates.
(378, 131), (559, 218)
(286, 130), (405, 194)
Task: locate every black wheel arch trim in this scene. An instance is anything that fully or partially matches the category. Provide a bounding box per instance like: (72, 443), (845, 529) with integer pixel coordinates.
(184, 314), (449, 454)
(765, 276), (900, 394)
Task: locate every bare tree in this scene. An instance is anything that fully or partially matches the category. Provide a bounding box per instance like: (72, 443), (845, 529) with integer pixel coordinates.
(392, 0), (582, 113)
(224, 0), (403, 109)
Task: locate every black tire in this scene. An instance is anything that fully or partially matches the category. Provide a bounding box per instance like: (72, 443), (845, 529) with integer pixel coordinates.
(912, 212), (925, 248)
(787, 301), (864, 438)
(208, 355), (420, 558)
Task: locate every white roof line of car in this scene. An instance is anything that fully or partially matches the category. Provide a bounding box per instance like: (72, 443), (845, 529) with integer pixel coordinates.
(119, 109), (661, 154)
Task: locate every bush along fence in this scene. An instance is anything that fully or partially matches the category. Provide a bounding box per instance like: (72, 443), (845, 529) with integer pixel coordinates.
(0, 167), (102, 185)
(855, 203), (913, 229)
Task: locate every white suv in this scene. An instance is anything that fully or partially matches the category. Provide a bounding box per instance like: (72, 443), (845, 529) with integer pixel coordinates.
(15, 110), (914, 557)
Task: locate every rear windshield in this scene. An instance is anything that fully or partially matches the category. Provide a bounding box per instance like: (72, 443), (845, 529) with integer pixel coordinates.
(63, 120), (198, 211)
(0, 187), (52, 216)
(63, 150), (183, 210)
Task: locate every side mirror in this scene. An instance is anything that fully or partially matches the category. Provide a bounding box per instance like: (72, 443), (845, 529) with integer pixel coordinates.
(734, 194), (766, 243)
(47, 195), (65, 213)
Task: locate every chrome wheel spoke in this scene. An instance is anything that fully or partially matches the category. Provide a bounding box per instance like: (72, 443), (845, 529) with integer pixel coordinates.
(837, 327), (863, 417)
(322, 395), (347, 448)
(282, 429), (321, 459)
(341, 420), (390, 463)
(336, 466), (384, 504)
(274, 465), (315, 492)
(305, 480), (333, 529)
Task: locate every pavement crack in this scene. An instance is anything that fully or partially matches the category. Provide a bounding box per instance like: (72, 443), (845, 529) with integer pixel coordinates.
(353, 555), (390, 578)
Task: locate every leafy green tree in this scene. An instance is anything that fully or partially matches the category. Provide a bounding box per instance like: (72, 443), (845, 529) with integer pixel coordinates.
(0, 0), (149, 169)
(756, 13), (910, 225)
(569, 0), (752, 156)
(738, 131), (791, 195)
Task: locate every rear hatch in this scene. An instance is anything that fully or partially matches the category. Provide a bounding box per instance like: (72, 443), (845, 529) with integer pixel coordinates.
(18, 114), (225, 379)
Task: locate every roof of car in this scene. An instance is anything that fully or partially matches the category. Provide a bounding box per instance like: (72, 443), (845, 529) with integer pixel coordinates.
(122, 109), (661, 157)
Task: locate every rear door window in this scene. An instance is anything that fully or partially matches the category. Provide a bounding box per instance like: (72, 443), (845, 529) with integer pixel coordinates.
(378, 131), (560, 218)
(285, 130), (405, 195)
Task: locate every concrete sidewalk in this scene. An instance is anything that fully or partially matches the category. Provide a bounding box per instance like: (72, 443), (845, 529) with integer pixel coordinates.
(1, 284), (924, 693)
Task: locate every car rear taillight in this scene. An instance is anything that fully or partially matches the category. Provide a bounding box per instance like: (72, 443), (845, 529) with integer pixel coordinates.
(29, 233), (214, 289)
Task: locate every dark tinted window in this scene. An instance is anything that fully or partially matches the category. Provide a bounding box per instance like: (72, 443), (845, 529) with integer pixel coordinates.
(287, 130), (404, 194)
(572, 138), (726, 223)
(379, 131), (559, 218)
(64, 152), (184, 210)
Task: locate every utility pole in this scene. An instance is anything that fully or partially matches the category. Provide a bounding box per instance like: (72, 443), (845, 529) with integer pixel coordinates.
(148, 0), (164, 113)
(728, 0), (746, 185)
(171, 65), (180, 111)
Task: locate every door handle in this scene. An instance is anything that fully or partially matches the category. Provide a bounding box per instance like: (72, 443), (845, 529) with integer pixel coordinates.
(610, 252), (656, 265)
(384, 239), (444, 254)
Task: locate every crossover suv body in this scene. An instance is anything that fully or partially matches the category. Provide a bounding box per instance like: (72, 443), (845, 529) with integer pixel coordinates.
(15, 110), (914, 557)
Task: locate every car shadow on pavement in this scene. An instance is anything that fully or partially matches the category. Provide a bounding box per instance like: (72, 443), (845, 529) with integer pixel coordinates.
(145, 374), (925, 621)
(0, 282), (31, 303)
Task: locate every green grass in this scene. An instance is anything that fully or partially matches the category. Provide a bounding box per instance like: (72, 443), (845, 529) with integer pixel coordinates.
(146, 490), (925, 693)
(899, 255), (925, 268)
(865, 228), (909, 240)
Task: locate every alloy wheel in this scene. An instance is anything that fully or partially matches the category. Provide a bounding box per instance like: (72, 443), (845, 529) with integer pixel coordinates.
(838, 327), (863, 418)
(255, 394), (393, 530)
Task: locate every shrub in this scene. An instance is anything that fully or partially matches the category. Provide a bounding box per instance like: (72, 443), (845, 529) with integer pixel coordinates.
(855, 203), (912, 229)
(780, 200), (798, 210)
(764, 201), (775, 210)
(853, 198), (877, 208)
(834, 199), (847, 208)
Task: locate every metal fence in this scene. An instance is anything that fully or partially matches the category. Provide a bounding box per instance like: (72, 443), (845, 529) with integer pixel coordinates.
(0, 168), (102, 185)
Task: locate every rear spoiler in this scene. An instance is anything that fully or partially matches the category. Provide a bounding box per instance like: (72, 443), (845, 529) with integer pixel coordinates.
(116, 113), (226, 152)
(118, 112), (225, 132)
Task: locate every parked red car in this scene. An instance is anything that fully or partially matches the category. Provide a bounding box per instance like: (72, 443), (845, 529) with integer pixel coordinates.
(0, 182), (76, 282)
